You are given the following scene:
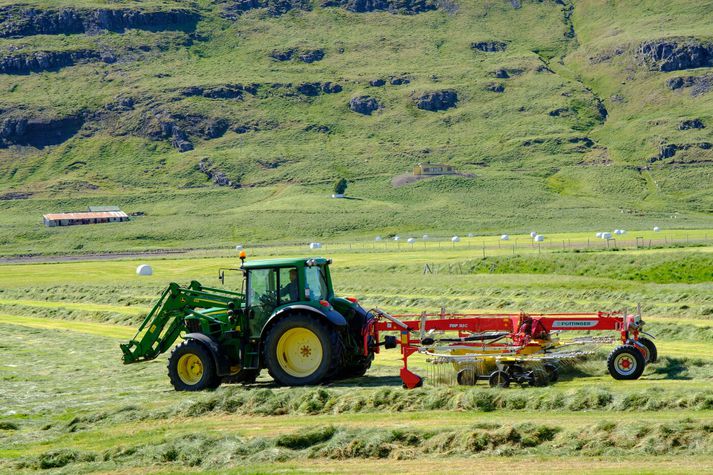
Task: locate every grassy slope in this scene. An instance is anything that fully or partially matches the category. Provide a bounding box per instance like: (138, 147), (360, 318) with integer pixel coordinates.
(0, 0), (711, 256)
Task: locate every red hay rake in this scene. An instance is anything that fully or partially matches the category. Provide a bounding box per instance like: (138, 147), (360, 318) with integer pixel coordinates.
(365, 307), (657, 389)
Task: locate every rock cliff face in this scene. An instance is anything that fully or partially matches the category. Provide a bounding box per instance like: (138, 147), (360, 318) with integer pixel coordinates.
(0, 115), (84, 148)
(639, 38), (713, 72)
(0, 7), (199, 38)
(0, 49), (101, 74)
(221, 0), (312, 18)
(320, 0), (437, 14)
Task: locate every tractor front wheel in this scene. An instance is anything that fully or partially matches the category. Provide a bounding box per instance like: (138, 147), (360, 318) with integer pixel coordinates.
(264, 314), (341, 386)
(607, 345), (646, 380)
(167, 340), (220, 391)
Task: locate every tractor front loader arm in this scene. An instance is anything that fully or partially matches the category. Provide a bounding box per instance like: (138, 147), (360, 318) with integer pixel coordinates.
(120, 282), (244, 364)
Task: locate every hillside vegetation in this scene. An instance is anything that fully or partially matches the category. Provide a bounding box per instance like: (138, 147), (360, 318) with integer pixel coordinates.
(0, 0), (712, 255)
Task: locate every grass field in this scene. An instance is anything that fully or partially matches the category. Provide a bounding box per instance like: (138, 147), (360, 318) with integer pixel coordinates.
(2, 242), (713, 473)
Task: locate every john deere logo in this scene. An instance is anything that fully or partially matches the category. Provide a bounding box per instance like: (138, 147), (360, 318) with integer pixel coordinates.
(552, 320), (598, 328)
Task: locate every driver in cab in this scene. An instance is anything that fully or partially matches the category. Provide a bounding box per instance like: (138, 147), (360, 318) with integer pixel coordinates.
(280, 269), (299, 302)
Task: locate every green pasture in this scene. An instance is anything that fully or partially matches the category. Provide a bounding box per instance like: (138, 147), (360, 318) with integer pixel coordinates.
(1, 242), (713, 472)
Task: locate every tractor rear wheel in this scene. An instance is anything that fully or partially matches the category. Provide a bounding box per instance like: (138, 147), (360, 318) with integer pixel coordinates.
(264, 314), (341, 386)
(607, 345), (646, 380)
(638, 337), (658, 364)
(167, 340), (220, 391)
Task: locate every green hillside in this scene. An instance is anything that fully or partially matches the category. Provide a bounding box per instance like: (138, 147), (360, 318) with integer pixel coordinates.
(1, 0), (712, 255)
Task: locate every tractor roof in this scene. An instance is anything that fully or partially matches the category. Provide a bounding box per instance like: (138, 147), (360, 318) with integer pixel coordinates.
(241, 257), (330, 269)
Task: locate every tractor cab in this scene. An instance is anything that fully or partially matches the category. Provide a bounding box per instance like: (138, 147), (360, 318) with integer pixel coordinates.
(238, 257), (335, 336)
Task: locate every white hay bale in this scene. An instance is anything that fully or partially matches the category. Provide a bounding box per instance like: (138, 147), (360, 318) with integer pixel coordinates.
(407, 238), (416, 244)
(393, 236), (400, 241)
(309, 242), (322, 249)
(501, 234), (509, 241)
(614, 229), (625, 235)
(467, 233), (474, 237)
(136, 264), (153, 276)
(422, 234), (429, 240)
(601, 232), (612, 239)
(530, 231), (537, 238)
(451, 236), (460, 243)
(653, 226), (661, 232)
(235, 245), (243, 251)
(534, 234), (544, 242)
(375, 236), (382, 241)
(596, 232), (603, 238)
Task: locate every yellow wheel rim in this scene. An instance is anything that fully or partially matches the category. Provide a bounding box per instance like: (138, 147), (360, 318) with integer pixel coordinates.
(276, 327), (323, 378)
(177, 353), (204, 385)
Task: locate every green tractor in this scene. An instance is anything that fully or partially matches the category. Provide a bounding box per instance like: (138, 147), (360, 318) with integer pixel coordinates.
(120, 255), (379, 390)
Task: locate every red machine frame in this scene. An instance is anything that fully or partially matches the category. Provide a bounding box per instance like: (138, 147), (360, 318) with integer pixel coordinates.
(365, 309), (647, 388)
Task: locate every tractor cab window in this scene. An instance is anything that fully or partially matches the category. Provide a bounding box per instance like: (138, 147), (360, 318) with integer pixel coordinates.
(305, 266), (328, 301)
(278, 267), (299, 303)
(248, 268), (278, 310)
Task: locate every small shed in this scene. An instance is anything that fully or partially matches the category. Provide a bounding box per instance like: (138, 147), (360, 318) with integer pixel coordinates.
(413, 163), (456, 176)
(43, 210), (129, 227)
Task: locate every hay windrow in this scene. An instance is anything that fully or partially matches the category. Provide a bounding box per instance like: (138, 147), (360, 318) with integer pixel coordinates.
(14, 420), (713, 470)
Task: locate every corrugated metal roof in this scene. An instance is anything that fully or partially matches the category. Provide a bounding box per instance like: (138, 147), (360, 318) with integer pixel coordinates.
(43, 211), (128, 220)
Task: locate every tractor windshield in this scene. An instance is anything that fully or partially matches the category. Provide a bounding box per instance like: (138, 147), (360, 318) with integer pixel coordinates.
(305, 266), (328, 301)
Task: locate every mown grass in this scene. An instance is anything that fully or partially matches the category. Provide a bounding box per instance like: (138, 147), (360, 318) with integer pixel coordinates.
(1, 231), (712, 473)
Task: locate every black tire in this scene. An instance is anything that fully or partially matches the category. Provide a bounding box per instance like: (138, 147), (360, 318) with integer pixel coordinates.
(263, 314), (341, 386)
(223, 368), (261, 384)
(167, 340), (220, 391)
(456, 368), (478, 386)
(638, 337), (658, 364)
(530, 368), (549, 387)
(544, 363), (559, 383)
(489, 370), (510, 388)
(607, 345), (646, 380)
(340, 354), (374, 379)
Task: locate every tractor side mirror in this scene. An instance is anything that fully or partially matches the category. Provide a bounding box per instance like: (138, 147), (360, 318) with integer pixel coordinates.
(219, 270), (225, 285)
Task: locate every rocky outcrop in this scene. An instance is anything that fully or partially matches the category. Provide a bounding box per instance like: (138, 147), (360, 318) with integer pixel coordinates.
(369, 78), (386, 87)
(181, 84), (254, 100)
(321, 0), (437, 14)
(0, 114), (84, 148)
(414, 90), (458, 111)
(472, 41), (507, 53)
(639, 38), (713, 72)
(666, 74), (713, 96)
(0, 7), (199, 38)
(0, 49), (102, 74)
(295, 82), (342, 96)
(486, 83), (505, 93)
(680, 119), (705, 130)
(349, 96), (380, 115)
(650, 142), (713, 163)
(390, 76), (410, 85)
(139, 111), (229, 152)
(270, 48), (324, 63)
(221, 0), (311, 19)
(198, 158), (240, 188)
(0, 191), (32, 200)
